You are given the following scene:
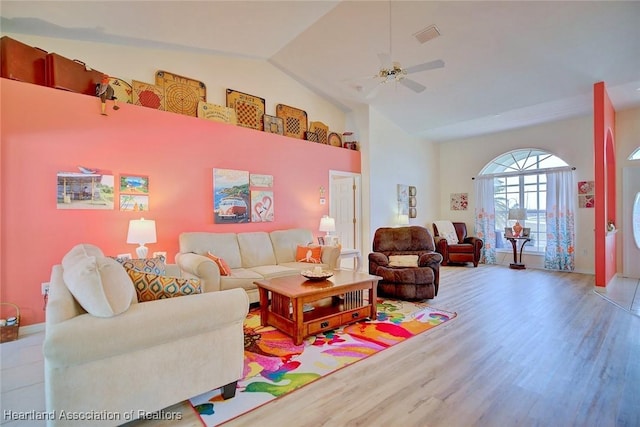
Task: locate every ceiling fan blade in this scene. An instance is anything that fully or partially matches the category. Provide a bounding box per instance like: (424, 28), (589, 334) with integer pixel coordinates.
(377, 52), (391, 68)
(404, 59), (445, 75)
(400, 78), (426, 93)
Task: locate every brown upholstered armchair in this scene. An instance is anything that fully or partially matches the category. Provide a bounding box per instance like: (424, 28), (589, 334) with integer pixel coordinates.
(368, 226), (443, 300)
(432, 221), (483, 267)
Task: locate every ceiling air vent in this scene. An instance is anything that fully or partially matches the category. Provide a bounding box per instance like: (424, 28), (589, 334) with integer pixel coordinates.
(413, 25), (441, 44)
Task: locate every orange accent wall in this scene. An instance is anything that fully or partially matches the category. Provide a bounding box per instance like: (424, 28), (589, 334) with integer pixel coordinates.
(0, 78), (361, 325)
(593, 81), (616, 287)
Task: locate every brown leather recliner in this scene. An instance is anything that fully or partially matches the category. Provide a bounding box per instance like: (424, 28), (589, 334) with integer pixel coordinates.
(432, 222), (483, 267)
(368, 226), (443, 300)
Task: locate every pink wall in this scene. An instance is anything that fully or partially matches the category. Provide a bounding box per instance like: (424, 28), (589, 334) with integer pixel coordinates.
(593, 81), (616, 287)
(0, 78), (361, 325)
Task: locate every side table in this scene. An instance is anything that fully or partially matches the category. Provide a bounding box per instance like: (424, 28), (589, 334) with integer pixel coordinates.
(505, 237), (531, 269)
(339, 248), (362, 271)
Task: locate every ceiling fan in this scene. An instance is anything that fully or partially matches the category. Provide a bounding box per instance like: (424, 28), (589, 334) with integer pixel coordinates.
(358, 1), (445, 96)
(373, 53), (444, 94)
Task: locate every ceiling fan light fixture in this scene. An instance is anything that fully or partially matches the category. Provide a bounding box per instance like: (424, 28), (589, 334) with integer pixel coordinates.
(414, 24), (441, 44)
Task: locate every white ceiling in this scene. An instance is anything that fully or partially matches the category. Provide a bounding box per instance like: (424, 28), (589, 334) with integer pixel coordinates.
(2, 1), (640, 142)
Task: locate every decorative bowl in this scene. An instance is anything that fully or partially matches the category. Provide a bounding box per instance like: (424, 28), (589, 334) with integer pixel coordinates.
(301, 270), (333, 281)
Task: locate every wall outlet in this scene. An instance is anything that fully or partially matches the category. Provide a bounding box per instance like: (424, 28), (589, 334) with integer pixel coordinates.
(41, 282), (50, 295)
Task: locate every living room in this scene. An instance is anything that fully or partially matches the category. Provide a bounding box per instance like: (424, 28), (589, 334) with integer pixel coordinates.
(2, 1), (640, 425)
(2, 1), (640, 328)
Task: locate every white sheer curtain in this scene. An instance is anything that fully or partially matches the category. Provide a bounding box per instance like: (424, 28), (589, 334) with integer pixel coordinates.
(474, 176), (496, 264)
(544, 169), (576, 271)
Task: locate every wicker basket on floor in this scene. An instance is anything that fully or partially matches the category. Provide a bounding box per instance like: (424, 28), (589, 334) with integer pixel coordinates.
(0, 302), (20, 343)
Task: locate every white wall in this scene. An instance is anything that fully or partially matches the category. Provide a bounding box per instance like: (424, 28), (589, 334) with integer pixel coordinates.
(438, 115), (597, 273)
(615, 107), (640, 273)
(367, 107), (440, 240)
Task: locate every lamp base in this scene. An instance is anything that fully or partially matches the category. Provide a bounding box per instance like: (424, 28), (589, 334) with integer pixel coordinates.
(512, 221), (523, 238)
(135, 245), (149, 259)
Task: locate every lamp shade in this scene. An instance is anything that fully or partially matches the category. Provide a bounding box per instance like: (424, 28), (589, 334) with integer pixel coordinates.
(319, 216), (336, 233)
(508, 208), (527, 221)
(127, 218), (157, 244)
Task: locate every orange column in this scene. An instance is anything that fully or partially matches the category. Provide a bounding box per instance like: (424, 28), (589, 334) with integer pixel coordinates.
(593, 82), (617, 287)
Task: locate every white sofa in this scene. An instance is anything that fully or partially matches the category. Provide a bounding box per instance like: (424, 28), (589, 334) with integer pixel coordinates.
(176, 228), (341, 303)
(43, 244), (249, 426)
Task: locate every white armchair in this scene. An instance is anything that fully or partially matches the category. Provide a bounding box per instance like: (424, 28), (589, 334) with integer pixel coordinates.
(44, 244), (249, 426)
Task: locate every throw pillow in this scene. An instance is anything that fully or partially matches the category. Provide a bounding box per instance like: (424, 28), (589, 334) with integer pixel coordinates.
(388, 255), (419, 267)
(206, 252), (232, 276)
(63, 254), (135, 317)
(125, 268), (202, 302)
(434, 220), (459, 245)
(62, 243), (104, 268)
(295, 245), (322, 263)
(115, 256), (166, 275)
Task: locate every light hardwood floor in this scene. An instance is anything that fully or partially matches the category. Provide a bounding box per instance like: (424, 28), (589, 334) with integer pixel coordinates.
(2, 265), (639, 427)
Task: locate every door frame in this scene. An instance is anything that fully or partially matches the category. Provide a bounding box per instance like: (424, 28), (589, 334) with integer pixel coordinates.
(622, 166), (640, 278)
(329, 170), (362, 253)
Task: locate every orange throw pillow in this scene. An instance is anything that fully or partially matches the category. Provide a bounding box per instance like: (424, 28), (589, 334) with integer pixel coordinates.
(206, 252), (231, 276)
(295, 245), (322, 263)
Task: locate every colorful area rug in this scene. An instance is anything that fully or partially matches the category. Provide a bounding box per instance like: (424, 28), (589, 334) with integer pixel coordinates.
(190, 298), (456, 426)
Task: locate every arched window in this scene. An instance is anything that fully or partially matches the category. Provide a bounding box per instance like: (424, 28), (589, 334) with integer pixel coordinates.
(479, 149), (569, 253)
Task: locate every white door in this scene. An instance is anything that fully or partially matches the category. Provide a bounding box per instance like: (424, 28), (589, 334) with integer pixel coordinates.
(622, 166), (640, 278)
(330, 171), (362, 267)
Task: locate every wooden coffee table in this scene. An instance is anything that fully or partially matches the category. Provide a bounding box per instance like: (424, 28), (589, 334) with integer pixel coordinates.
(255, 270), (381, 345)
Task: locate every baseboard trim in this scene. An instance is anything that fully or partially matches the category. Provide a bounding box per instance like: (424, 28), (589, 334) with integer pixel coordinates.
(19, 322), (45, 336)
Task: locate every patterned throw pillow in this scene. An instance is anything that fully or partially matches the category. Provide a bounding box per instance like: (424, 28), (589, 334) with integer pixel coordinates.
(206, 252), (231, 276)
(296, 245), (322, 263)
(115, 256), (166, 275)
(126, 268), (202, 302)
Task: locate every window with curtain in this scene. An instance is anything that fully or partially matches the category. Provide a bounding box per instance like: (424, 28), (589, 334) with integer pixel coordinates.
(478, 149), (572, 258)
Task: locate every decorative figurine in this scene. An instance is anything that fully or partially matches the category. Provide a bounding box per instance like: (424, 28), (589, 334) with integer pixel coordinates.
(96, 75), (120, 115)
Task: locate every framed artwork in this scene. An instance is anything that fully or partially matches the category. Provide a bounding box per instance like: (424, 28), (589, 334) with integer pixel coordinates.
(522, 227), (531, 238)
(450, 193), (468, 211)
(409, 196), (417, 207)
(250, 174), (273, 188)
(397, 184), (408, 202)
(578, 180), (595, 208)
(409, 207), (417, 218)
(120, 194), (149, 211)
(213, 169), (250, 223)
(57, 172), (114, 210)
(120, 175), (149, 194)
(504, 227), (514, 238)
(409, 186), (416, 196)
(317, 236), (325, 245)
(251, 190), (274, 223)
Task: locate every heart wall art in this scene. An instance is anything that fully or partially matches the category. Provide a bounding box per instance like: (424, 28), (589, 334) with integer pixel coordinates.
(251, 191), (274, 222)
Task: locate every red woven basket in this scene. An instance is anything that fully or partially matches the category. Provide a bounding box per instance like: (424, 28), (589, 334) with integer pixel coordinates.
(0, 302), (20, 343)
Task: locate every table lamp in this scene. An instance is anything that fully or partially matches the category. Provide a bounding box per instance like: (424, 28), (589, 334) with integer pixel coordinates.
(508, 208), (526, 237)
(319, 215), (335, 238)
(127, 218), (157, 258)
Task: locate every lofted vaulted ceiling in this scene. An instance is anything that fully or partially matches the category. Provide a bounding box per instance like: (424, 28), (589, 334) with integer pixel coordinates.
(2, 0), (639, 142)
